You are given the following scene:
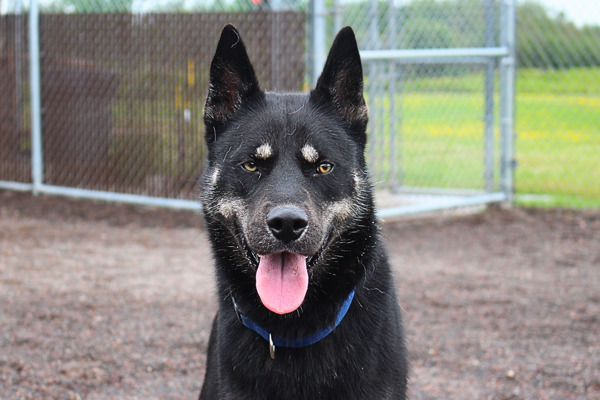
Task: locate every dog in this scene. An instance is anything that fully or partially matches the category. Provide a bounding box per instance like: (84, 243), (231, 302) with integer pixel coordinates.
(199, 25), (408, 399)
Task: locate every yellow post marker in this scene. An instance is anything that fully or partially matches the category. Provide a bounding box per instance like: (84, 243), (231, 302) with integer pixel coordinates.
(188, 59), (195, 87)
(175, 84), (182, 110)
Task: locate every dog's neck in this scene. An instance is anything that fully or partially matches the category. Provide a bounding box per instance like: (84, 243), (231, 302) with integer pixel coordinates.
(232, 289), (355, 359)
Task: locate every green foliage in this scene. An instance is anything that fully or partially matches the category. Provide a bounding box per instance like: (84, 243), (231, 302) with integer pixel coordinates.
(343, 0), (600, 70)
(36, 0), (600, 71)
(148, 0), (186, 12)
(517, 2), (600, 69)
(39, 0), (307, 13)
(399, 67), (600, 94)
(344, 0), (492, 50)
(41, 0), (133, 13)
(518, 68), (600, 94)
(401, 18), (455, 49)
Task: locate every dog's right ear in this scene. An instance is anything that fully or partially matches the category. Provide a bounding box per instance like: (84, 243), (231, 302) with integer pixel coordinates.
(310, 27), (368, 146)
(204, 25), (263, 143)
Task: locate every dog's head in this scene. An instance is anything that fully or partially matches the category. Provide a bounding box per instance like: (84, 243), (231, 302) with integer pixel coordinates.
(201, 25), (375, 316)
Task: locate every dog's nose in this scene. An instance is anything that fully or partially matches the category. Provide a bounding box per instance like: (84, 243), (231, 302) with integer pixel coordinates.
(267, 207), (308, 243)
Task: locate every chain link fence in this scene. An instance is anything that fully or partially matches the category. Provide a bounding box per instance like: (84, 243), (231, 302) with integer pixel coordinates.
(1, 0), (306, 206)
(39, 12), (303, 198)
(1, 0), (599, 210)
(0, 11), (29, 187)
(514, 0), (600, 208)
(323, 0), (599, 209)
(317, 0), (515, 214)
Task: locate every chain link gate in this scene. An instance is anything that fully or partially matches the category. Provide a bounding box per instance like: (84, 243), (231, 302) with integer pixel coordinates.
(310, 0), (515, 216)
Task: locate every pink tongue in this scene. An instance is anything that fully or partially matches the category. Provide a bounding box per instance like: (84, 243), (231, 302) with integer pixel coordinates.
(256, 252), (309, 315)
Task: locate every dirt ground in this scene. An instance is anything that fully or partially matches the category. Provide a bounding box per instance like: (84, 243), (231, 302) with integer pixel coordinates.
(1, 189), (599, 400)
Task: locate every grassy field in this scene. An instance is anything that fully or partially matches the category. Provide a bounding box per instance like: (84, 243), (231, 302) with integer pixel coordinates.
(370, 67), (600, 208)
(514, 68), (600, 208)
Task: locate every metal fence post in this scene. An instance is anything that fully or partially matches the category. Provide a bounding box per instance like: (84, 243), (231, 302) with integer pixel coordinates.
(387, 0), (400, 189)
(29, 0), (43, 194)
(499, 0), (516, 205)
(366, 0), (379, 183)
(484, 0), (495, 193)
(332, 0), (342, 33)
(310, 0), (326, 85)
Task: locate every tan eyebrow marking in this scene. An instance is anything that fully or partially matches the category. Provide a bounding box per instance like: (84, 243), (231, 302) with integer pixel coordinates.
(301, 144), (319, 163)
(255, 144), (273, 160)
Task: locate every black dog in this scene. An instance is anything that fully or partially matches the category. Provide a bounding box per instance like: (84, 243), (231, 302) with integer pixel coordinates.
(199, 25), (407, 399)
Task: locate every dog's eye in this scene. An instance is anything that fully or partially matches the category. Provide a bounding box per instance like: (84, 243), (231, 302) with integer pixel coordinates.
(317, 162), (333, 174)
(242, 161), (258, 172)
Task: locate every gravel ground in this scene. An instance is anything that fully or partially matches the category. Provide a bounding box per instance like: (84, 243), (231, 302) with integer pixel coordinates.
(1, 190), (599, 399)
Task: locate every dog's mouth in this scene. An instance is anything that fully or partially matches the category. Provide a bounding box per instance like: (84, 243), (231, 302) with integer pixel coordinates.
(237, 226), (329, 315)
(239, 226), (325, 272)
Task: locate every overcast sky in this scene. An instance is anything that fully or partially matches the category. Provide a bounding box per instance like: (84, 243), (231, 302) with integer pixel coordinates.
(538, 0), (600, 27)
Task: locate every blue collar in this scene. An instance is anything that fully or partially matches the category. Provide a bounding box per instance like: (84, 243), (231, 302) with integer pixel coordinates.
(233, 289), (355, 350)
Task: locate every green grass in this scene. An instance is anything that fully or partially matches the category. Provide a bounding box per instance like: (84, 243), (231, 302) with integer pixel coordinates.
(515, 68), (600, 207)
(401, 67), (600, 94)
(368, 67), (600, 208)
(515, 90), (600, 208)
(367, 91), (490, 191)
(518, 68), (600, 94)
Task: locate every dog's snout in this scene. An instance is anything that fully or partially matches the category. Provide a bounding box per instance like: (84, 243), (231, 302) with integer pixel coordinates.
(267, 207), (308, 243)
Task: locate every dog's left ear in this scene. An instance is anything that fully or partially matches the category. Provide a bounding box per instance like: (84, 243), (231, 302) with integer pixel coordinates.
(204, 25), (263, 143)
(310, 27), (368, 145)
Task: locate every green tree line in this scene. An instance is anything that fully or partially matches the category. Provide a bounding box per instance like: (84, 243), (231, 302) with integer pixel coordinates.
(343, 0), (600, 69)
(517, 2), (600, 68)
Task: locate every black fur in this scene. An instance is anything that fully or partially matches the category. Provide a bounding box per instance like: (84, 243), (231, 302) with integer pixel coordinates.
(199, 25), (407, 400)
